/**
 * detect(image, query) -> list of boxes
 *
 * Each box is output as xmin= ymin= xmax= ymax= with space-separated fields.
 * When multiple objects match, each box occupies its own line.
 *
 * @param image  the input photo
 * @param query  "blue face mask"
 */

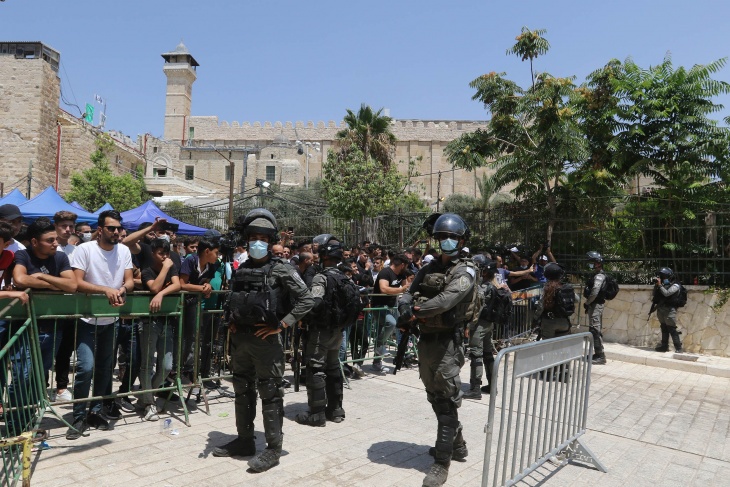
xmin=439 ymin=238 xmax=459 ymax=256
xmin=663 ymin=279 xmax=670 ymax=286
xmin=248 ymin=240 xmax=269 ymax=260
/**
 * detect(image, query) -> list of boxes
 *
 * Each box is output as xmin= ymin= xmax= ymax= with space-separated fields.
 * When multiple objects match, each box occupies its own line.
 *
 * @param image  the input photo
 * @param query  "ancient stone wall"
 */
xmin=596 ymin=285 xmax=730 ymax=358
xmin=0 ymin=55 xmax=59 ymax=192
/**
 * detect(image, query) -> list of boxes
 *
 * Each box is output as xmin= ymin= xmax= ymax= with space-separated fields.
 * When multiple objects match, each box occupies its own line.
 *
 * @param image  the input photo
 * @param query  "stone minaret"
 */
xmin=161 ymin=41 xmax=198 ymax=142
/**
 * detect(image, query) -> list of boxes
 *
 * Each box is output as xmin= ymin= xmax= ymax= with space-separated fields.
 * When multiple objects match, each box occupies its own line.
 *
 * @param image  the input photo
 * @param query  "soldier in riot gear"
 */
xmin=463 ymin=255 xmax=504 ymax=400
xmin=398 ymin=213 xmax=480 ymax=487
xmin=584 ymin=251 xmax=607 ymax=365
xmin=296 ymin=234 xmax=352 ymax=426
xmin=212 ymin=209 xmax=313 ymax=473
xmin=535 ymin=263 xmax=573 ymax=339
xmin=653 ymin=267 xmax=683 ymax=353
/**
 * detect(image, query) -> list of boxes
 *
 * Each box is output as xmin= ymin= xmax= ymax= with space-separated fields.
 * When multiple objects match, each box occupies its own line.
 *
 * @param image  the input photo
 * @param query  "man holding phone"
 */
xmin=68 ymin=210 xmax=134 ymax=439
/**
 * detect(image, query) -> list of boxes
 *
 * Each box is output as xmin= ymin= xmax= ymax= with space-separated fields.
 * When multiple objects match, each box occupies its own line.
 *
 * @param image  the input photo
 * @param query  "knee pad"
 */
xmin=431 ymin=398 xmax=457 ymax=417
xmin=257 ymin=378 xmax=284 ymax=403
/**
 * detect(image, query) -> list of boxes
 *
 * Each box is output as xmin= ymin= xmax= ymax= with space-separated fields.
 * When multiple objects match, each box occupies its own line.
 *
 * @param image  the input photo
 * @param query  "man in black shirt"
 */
xmin=13 ymin=218 xmax=78 ymax=387
xmin=371 ymin=254 xmax=409 ymax=372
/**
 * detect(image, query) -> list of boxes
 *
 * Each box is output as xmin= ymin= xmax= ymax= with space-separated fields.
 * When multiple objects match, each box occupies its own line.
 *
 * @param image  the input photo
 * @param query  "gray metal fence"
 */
xmin=482 ymin=333 xmax=606 ymax=487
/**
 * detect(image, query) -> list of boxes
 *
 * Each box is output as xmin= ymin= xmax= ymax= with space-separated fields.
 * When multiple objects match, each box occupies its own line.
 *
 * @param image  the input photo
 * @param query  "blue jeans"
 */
xmin=73 ymin=321 xmax=116 ymax=420
xmin=37 ymin=320 xmax=61 ymax=385
xmin=1 ymin=320 xmax=34 ymax=435
xmin=139 ymin=319 xmax=174 ymax=406
xmin=374 ymin=309 xmax=396 ymax=362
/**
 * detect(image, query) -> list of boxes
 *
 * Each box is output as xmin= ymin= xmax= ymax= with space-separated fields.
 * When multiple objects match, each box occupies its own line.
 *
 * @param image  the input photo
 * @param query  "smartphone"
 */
xmin=288 ymin=226 xmax=294 ymax=232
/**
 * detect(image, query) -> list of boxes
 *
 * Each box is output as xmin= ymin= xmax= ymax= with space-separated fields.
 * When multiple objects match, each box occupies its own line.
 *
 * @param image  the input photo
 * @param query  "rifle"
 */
xmin=647 ymin=302 xmax=657 ymax=322
xmin=393 ymin=307 xmax=419 ymax=375
xmin=293 ymin=323 xmax=303 ymax=392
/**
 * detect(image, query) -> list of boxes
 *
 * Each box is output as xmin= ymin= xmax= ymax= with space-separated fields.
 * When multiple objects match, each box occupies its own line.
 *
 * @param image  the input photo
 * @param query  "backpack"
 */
xmin=481 ymin=284 xmax=513 ymax=324
xmin=322 ymin=268 xmax=364 ymax=328
xmin=551 ymin=284 xmax=575 ymax=318
xmin=601 ymin=274 xmax=619 ymax=300
xmin=669 ymin=283 xmax=688 ymax=308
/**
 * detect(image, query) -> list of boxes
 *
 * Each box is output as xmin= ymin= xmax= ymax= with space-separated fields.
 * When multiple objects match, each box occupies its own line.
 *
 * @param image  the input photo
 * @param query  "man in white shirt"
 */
xmin=52 ymin=210 xmax=80 ymax=402
xmin=54 ymin=210 xmax=78 ymax=258
xmin=66 ymin=210 xmax=134 ymax=440
xmin=0 ymin=204 xmax=26 ymax=253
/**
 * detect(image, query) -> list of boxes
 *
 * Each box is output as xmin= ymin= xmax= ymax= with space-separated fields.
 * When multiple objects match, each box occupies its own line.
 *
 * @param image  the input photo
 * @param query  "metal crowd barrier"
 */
xmin=0 ymin=293 xmax=47 ymax=487
xmin=187 ymin=290 xmax=234 ymax=410
xmin=482 ymin=333 xmax=606 ymax=487
xmin=493 ymin=284 xmax=544 ymax=348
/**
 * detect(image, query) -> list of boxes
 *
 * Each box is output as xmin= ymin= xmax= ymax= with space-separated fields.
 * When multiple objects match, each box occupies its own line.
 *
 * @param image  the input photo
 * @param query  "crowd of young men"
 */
xmin=3 ymin=200 xmax=676 ymax=487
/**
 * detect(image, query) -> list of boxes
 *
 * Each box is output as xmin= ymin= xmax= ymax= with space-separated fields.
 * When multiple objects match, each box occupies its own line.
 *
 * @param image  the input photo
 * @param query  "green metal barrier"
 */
xmin=28 ymin=292 xmax=192 ymax=428
xmin=0 ymin=293 xmax=47 ymax=487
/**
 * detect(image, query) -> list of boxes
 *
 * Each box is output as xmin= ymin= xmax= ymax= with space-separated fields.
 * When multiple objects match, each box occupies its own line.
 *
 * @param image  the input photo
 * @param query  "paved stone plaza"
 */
xmin=30 ymin=343 xmax=730 ymax=487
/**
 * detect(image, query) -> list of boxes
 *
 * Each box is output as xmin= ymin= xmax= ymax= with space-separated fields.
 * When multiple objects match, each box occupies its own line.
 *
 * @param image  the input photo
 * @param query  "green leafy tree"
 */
xmin=446 ymin=28 xmax=586 ymax=241
xmin=65 ymin=134 xmax=148 ymax=212
xmin=506 ymin=26 xmax=550 ymax=88
xmin=322 ymin=146 xmax=409 ymax=240
xmin=610 ymin=56 xmax=730 ymax=207
xmin=336 ymin=104 xmax=397 ymax=170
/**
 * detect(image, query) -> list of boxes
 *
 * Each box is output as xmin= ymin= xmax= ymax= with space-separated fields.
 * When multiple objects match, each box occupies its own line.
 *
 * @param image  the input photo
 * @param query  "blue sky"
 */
xmin=3 ymin=0 xmax=729 ymax=138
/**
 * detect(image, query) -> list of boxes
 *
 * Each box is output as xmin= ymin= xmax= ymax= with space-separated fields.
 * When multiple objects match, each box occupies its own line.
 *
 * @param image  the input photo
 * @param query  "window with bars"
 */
xmin=185 ymin=166 xmax=194 ymax=180
xmin=266 ymin=166 xmax=275 ymax=181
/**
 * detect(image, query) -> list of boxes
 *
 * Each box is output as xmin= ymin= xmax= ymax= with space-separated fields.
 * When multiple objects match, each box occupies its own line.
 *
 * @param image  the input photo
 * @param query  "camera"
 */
xmin=217 ymin=230 xmax=242 ymax=261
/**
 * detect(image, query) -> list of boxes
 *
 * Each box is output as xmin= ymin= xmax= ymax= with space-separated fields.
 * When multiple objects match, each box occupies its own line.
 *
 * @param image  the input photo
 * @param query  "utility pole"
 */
xmin=27 ymin=160 xmax=33 ymax=198
xmin=227 ymin=156 xmax=235 ymax=229
xmin=436 ymin=171 xmax=442 ymax=212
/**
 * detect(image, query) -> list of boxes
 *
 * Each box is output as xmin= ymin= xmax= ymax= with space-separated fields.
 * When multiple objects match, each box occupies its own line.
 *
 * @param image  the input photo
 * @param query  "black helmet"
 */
xmin=658 ymin=267 xmax=674 ymax=279
xmin=472 ymin=254 xmax=497 ymax=274
xmin=544 ymin=262 xmax=565 ymax=280
xmin=431 ymin=213 xmax=470 ymax=240
xmin=586 ymin=251 xmax=603 ymax=263
xmin=314 ymin=233 xmax=343 ymax=260
xmin=313 ymin=233 xmax=335 ymax=247
xmin=237 ymin=208 xmax=278 ymax=238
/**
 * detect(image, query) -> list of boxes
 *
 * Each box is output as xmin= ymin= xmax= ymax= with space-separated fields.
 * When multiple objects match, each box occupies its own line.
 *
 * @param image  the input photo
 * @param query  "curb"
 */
xmin=604 ymin=343 xmax=730 ymax=378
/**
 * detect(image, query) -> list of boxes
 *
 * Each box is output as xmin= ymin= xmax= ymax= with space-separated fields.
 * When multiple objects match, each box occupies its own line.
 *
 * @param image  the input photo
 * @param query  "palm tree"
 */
xmin=336 ymin=104 xmax=397 ymax=170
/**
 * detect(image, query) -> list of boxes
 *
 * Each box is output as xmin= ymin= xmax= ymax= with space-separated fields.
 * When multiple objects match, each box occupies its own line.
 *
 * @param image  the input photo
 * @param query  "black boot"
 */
xmin=297 ymin=371 xmax=327 ymax=427
xmin=325 ymin=365 xmax=345 ymax=423
xmin=429 ymin=423 xmax=468 ymax=461
xmin=249 ymin=401 xmax=283 ymax=472
xmin=463 ymin=379 xmax=482 ymax=400
xmin=655 ymin=344 xmax=669 ymax=352
xmin=423 ymin=461 xmax=450 ymax=487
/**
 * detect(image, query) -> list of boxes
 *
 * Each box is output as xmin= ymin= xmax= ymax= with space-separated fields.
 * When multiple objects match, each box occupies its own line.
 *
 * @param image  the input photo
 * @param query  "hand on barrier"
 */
xmin=201 ymin=283 xmax=212 ymax=298
xmin=229 ymin=323 xmax=237 ymax=334
xmin=5 ymin=290 xmax=29 ymax=305
xmin=104 ymin=286 xmax=126 ymax=306
xmin=150 ymin=294 xmax=163 ymax=313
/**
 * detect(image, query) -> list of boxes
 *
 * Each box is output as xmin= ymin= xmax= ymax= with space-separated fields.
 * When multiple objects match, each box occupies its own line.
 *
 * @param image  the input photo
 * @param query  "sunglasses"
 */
xmin=104 ymin=226 xmax=124 ymax=233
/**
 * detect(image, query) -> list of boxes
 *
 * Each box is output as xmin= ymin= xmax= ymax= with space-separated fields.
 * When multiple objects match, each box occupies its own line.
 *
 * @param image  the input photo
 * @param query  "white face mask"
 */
xmin=82 ymin=232 xmax=92 ymax=242
xmin=158 ymin=234 xmax=170 ymax=242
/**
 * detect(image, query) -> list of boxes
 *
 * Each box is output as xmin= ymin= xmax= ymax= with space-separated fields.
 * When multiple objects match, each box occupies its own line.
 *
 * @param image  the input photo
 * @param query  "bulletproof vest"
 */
xmin=416 ymin=258 xmax=479 ymax=333
xmin=226 ymin=258 xmax=286 ymax=327
xmin=584 ymin=273 xmax=605 ymax=304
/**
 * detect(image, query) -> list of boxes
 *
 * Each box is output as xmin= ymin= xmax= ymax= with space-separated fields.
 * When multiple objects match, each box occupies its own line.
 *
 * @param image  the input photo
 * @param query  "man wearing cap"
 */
xmin=0 ymin=204 xmax=26 ymax=253
xmin=212 ymin=209 xmax=313 ymax=473
xmin=530 ymin=243 xmax=556 ymax=283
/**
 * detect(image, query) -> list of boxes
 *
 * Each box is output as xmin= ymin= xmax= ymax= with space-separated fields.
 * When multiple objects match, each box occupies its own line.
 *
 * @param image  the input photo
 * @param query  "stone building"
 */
xmin=144 ymin=42 xmax=491 ymax=205
xmin=0 ymin=42 xmax=144 ymax=199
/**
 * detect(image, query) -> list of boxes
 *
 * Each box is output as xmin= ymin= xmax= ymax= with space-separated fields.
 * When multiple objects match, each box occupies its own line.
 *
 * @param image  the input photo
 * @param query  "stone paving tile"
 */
xmin=24 ymin=345 xmax=730 ymax=486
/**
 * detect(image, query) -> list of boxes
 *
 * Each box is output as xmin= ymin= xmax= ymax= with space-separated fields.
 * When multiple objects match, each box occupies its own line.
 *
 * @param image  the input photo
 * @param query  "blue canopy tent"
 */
xmin=93 ymin=203 xmax=114 ymax=215
xmin=70 ymin=201 xmax=88 ymax=211
xmin=120 ymin=200 xmax=207 ymax=236
xmin=18 ymin=187 xmax=98 ymax=224
xmin=0 ymin=189 xmax=29 ymax=206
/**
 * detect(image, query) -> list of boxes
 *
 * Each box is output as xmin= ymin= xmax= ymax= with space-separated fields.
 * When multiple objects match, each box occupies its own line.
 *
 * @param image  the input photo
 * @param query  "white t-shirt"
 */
xmin=57 ymin=243 xmax=77 ymax=258
xmin=7 ymin=240 xmax=25 ymax=253
xmin=71 ymin=241 xmax=133 ymax=325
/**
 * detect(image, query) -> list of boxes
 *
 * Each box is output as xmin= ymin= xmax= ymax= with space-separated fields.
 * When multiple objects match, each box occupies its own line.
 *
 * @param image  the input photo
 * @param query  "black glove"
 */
xmin=397 ymin=305 xmax=414 ymax=330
